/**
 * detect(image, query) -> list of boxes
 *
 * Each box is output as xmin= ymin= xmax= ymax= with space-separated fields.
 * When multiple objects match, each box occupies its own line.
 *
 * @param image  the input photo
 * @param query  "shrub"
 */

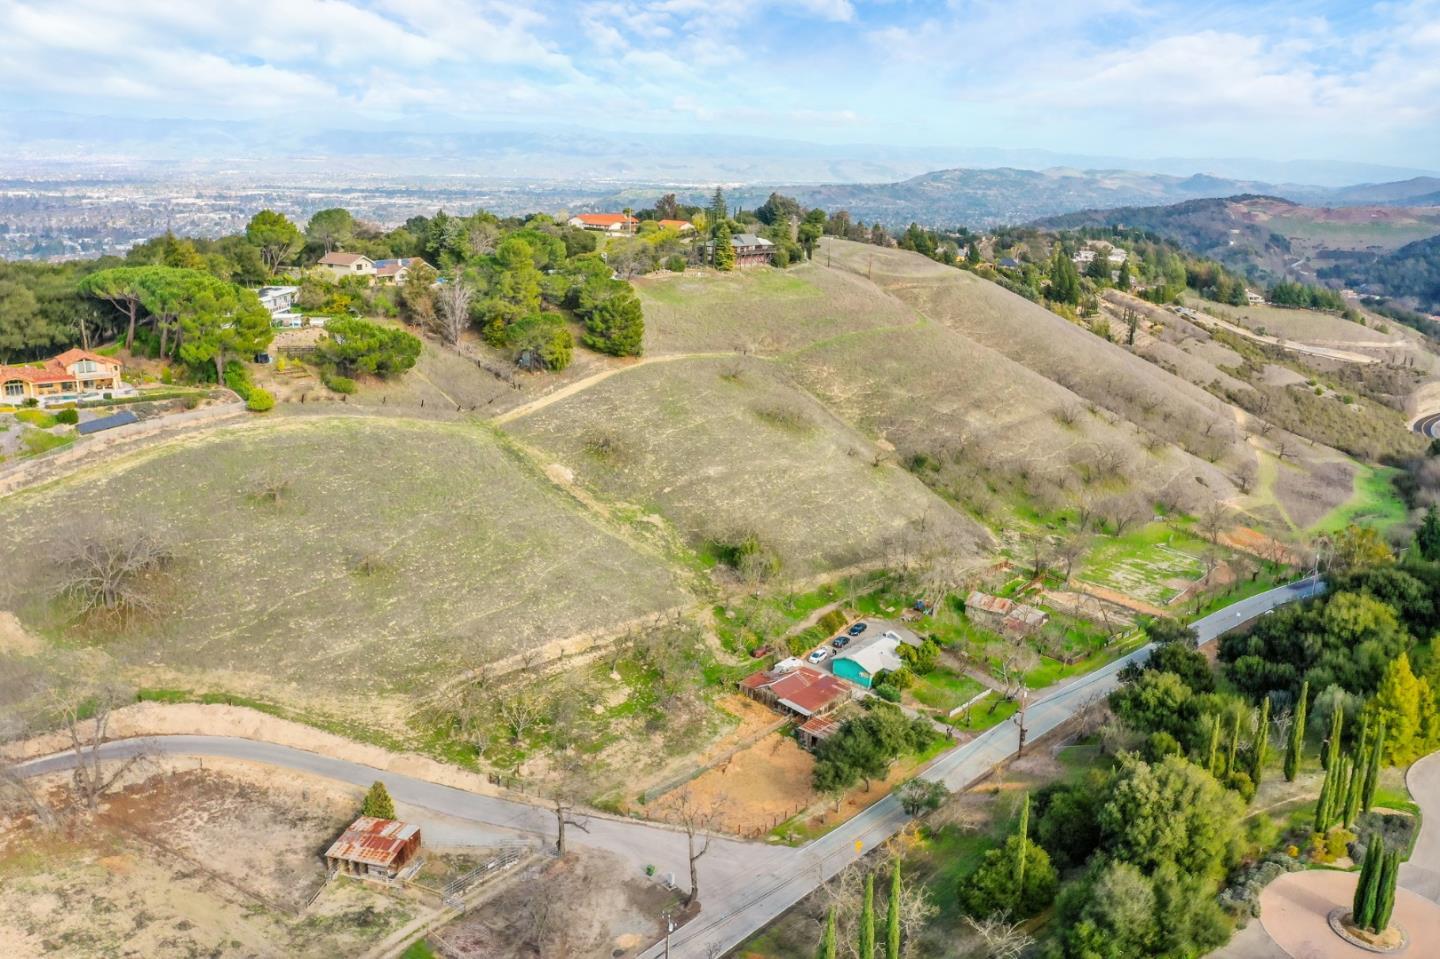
xmin=54 ymin=408 xmax=79 ymax=425
xmin=958 ymin=834 xmax=1058 ymax=919
xmin=246 ymin=388 xmax=275 ymax=412
xmin=507 ymin=313 xmax=574 ymax=371
xmin=665 ymin=254 xmax=686 ymax=272
xmin=181 ymin=394 xmax=200 ymax=410
xmin=873 ymin=683 xmax=901 ymax=703
xmin=323 ymin=373 xmax=357 ymax=394
xmin=223 ymin=361 xmax=254 ymax=400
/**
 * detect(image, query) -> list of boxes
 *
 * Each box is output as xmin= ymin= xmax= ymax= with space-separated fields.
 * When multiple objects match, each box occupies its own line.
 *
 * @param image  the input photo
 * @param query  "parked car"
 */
xmin=832 ymin=635 xmax=851 ymax=649
xmin=847 ymin=623 xmax=868 ymax=637
xmin=750 ymin=644 xmax=772 ymax=659
xmin=807 ymin=647 xmax=832 ymax=664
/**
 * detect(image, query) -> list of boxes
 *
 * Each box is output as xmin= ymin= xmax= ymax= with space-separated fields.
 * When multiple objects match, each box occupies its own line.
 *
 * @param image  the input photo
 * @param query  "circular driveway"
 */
xmin=1258 ymin=870 xmax=1440 ymax=958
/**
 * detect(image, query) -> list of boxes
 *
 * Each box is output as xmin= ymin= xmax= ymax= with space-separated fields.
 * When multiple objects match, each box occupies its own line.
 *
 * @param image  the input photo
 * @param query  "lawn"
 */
xmin=910 ymin=669 xmax=985 ymax=714
xmin=1308 ymin=463 xmax=1407 ymax=535
xmin=0 ymin=416 xmax=692 ymax=723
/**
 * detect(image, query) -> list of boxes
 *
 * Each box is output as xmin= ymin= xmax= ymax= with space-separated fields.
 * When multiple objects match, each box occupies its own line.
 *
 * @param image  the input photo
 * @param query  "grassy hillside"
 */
xmin=503 ymin=356 xmax=992 ymax=578
xmin=0 ymin=417 xmax=690 ymax=714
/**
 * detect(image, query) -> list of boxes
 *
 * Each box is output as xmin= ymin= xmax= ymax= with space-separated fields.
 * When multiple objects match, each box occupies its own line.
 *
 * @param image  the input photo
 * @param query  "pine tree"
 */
xmin=886 ymin=862 xmax=901 ymax=959
xmin=1285 ymin=679 xmax=1308 ymax=781
xmin=361 ymin=780 xmax=396 ymax=820
xmin=713 ymin=223 xmax=737 ymax=272
xmin=860 ymin=874 xmax=875 ymax=959
xmin=709 ymin=188 xmax=727 ymax=236
xmin=1368 ymin=653 xmax=1435 ymax=765
xmin=1362 ymin=722 xmax=1386 ymax=813
xmin=817 ymin=905 xmax=836 ymax=959
xmin=1250 ymin=698 xmax=1271 ymax=786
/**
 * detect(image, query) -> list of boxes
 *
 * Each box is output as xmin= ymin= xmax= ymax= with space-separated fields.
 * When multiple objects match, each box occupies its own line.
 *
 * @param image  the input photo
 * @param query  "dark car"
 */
xmin=847 ymin=623 xmax=868 ymax=637
xmin=832 ymin=635 xmax=851 ymax=649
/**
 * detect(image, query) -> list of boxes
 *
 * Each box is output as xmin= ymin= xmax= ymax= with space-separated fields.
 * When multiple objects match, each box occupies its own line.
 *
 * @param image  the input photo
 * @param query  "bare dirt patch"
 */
xmin=429 ymin=847 xmax=681 ymax=959
xmin=650 ymin=731 xmax=816 ymax=837
xmin=0 ymin=762 xmax=418 ymax=958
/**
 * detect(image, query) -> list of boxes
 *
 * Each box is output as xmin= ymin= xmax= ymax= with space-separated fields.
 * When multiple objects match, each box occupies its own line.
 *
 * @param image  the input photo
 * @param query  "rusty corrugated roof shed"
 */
xmin=324 ymin=817 xmax=420 ymax=867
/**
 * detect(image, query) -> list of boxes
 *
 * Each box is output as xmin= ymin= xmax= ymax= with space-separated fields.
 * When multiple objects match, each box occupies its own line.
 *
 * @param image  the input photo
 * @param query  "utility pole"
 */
xmin=1013 ymin=686 xmax=1030 ymax=756
xmin=663 ymin=912 xmax=675 ymax=958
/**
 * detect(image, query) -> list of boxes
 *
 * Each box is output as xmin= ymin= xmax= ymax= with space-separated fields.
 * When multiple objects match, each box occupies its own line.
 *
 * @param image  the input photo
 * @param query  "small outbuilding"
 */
xmin=966 ymin=590 xmax=1049 ymax=635
xmin=739 ymin=662 xmax=852 ymax=720
xmin=324 ymin=816 xmax=422 ymax=880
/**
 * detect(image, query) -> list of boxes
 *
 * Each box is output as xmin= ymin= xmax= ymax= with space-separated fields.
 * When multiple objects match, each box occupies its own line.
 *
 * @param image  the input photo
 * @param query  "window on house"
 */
xmin=4 ymin=382 xmax=24 ymax=398
xmin=74 ymin=360 xmax=98 ymax=374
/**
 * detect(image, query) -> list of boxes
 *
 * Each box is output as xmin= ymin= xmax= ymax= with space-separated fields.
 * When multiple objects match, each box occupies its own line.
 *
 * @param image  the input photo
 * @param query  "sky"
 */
xmin=2 ymin=0 xmax=1438 ymax=169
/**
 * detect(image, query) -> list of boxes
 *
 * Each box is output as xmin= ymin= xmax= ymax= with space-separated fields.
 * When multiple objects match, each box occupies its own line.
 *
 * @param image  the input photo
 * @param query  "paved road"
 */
xmin=1401 ymin=748 xmax=1440 ymax=901
xmin=18 ymin=576 xmax=1323 ymax=959
xmin=1412 ymin=411 xmax=1440 ymax=439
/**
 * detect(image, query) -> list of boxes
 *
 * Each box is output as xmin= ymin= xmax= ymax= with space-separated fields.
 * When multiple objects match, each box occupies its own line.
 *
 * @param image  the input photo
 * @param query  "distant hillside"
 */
xmin=1327 ymin=176 xmax=1440 ymax=205
xmin=1320 ymin=234 xmax=1440 ymax=313
xmin=1037 ymin=195 xmax=1440 ymax=286
xmin=698 ymin=167 xmax=1301 ymax=229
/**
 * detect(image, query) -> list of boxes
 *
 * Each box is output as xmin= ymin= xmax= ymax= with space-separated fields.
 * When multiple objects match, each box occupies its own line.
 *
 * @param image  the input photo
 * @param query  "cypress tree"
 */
xmin=1251 ymin=698 xmax=1271 ymax=786
xmin=1315 ymin=755 xmax=1337 ymax=833
xmin=1357 ymin=837 xmax=1384 ymax=930
xmin=1375 ymin=848 xmax=1400 ymax=932
xmin=886 ymin=862 xmax=901 ymax=959
xmin=1015 ymin=793 xmax=1030 ymax=891
xmin=1284 ymin=679 xmax=1308 ymax=781
xmin=817 ymin=905 xmax=836 ymax=959
xmin=1206 ymin=717 xmax=1222 ymax=778
xmin=1225 ymin=709 xmax=1242 ymax=779
xmin=1343 ymin=751 xmax=1365 ymax=827
xmin=1352 ymin=834 xmax=1376 ymax=926
xmin=1362 ymin=722 xmax=1386 ymax=813
xmin=860 ymin=874 xmax=875 ymax=959
xmin=1325 ymin=705 xmax=1344 ymax=773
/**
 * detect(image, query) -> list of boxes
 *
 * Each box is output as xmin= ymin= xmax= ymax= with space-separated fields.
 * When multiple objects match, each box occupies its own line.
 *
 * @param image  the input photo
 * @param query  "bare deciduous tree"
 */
xmin=432 ymin=269 xmax=473 ymax=347
xmin=496 ymin=683 xmax=546 ymax=765
xmin=550 ymin=758 xmax=592 ymax=857
xmin=964 ymin=915 xmax=1035 ymax=959
xmin=55 ymin=683 xmax=145 ymax=813
xmin=56 ymin=528 xmax=171 ymax=620
xmin=670 ymin=785 xmax=723 ymax=906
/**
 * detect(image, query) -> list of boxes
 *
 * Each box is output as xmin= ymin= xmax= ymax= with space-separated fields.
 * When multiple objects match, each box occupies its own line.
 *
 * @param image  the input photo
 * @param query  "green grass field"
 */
xmin=1077 ymin=521 xmax=1212 ymax=605
xmin=0 ymin=416 xmax=690 ymax=715
xmin=1308 ymin=463 xmax=1408 ymax=534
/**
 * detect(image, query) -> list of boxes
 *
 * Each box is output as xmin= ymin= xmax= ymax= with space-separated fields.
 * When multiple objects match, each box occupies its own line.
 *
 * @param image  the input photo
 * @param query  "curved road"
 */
xmin=1401 ymin=749 xmax=1440 ymax=901
xmin=18 ymin=576 xmax=1323 ymax=959
xmin=1413 ymin=411 xmax=1440 ymax=440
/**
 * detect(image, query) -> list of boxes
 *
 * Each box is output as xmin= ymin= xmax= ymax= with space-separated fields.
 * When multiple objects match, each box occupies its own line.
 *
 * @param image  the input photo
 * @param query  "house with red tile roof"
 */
xmin=567 ymin=213 xmax=639 ymax=233
xmin=1 ymin=348 xmax=125 ymax=406
xmin=655 ymin=218 xmax=696 ymax=233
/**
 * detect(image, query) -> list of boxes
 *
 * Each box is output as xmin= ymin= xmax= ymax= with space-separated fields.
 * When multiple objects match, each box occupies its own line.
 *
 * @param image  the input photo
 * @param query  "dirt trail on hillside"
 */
xmin=491 ymin=351 xmax=735 ymax=425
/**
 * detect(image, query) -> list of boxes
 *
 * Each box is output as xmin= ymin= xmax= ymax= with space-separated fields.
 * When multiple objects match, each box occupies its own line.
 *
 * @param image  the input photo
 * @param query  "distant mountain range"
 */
xmin=1 ymin=109 xmax=1435 ymax=190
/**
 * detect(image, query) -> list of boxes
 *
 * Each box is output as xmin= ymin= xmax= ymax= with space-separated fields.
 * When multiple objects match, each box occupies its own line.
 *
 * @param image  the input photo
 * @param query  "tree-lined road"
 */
xmin=18 ymin=576 xmax=1322 ymax=959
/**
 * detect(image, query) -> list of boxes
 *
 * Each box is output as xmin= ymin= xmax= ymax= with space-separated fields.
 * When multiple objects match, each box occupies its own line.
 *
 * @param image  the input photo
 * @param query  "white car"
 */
xmin=807 ymin=647 xmax=832 ymax=665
